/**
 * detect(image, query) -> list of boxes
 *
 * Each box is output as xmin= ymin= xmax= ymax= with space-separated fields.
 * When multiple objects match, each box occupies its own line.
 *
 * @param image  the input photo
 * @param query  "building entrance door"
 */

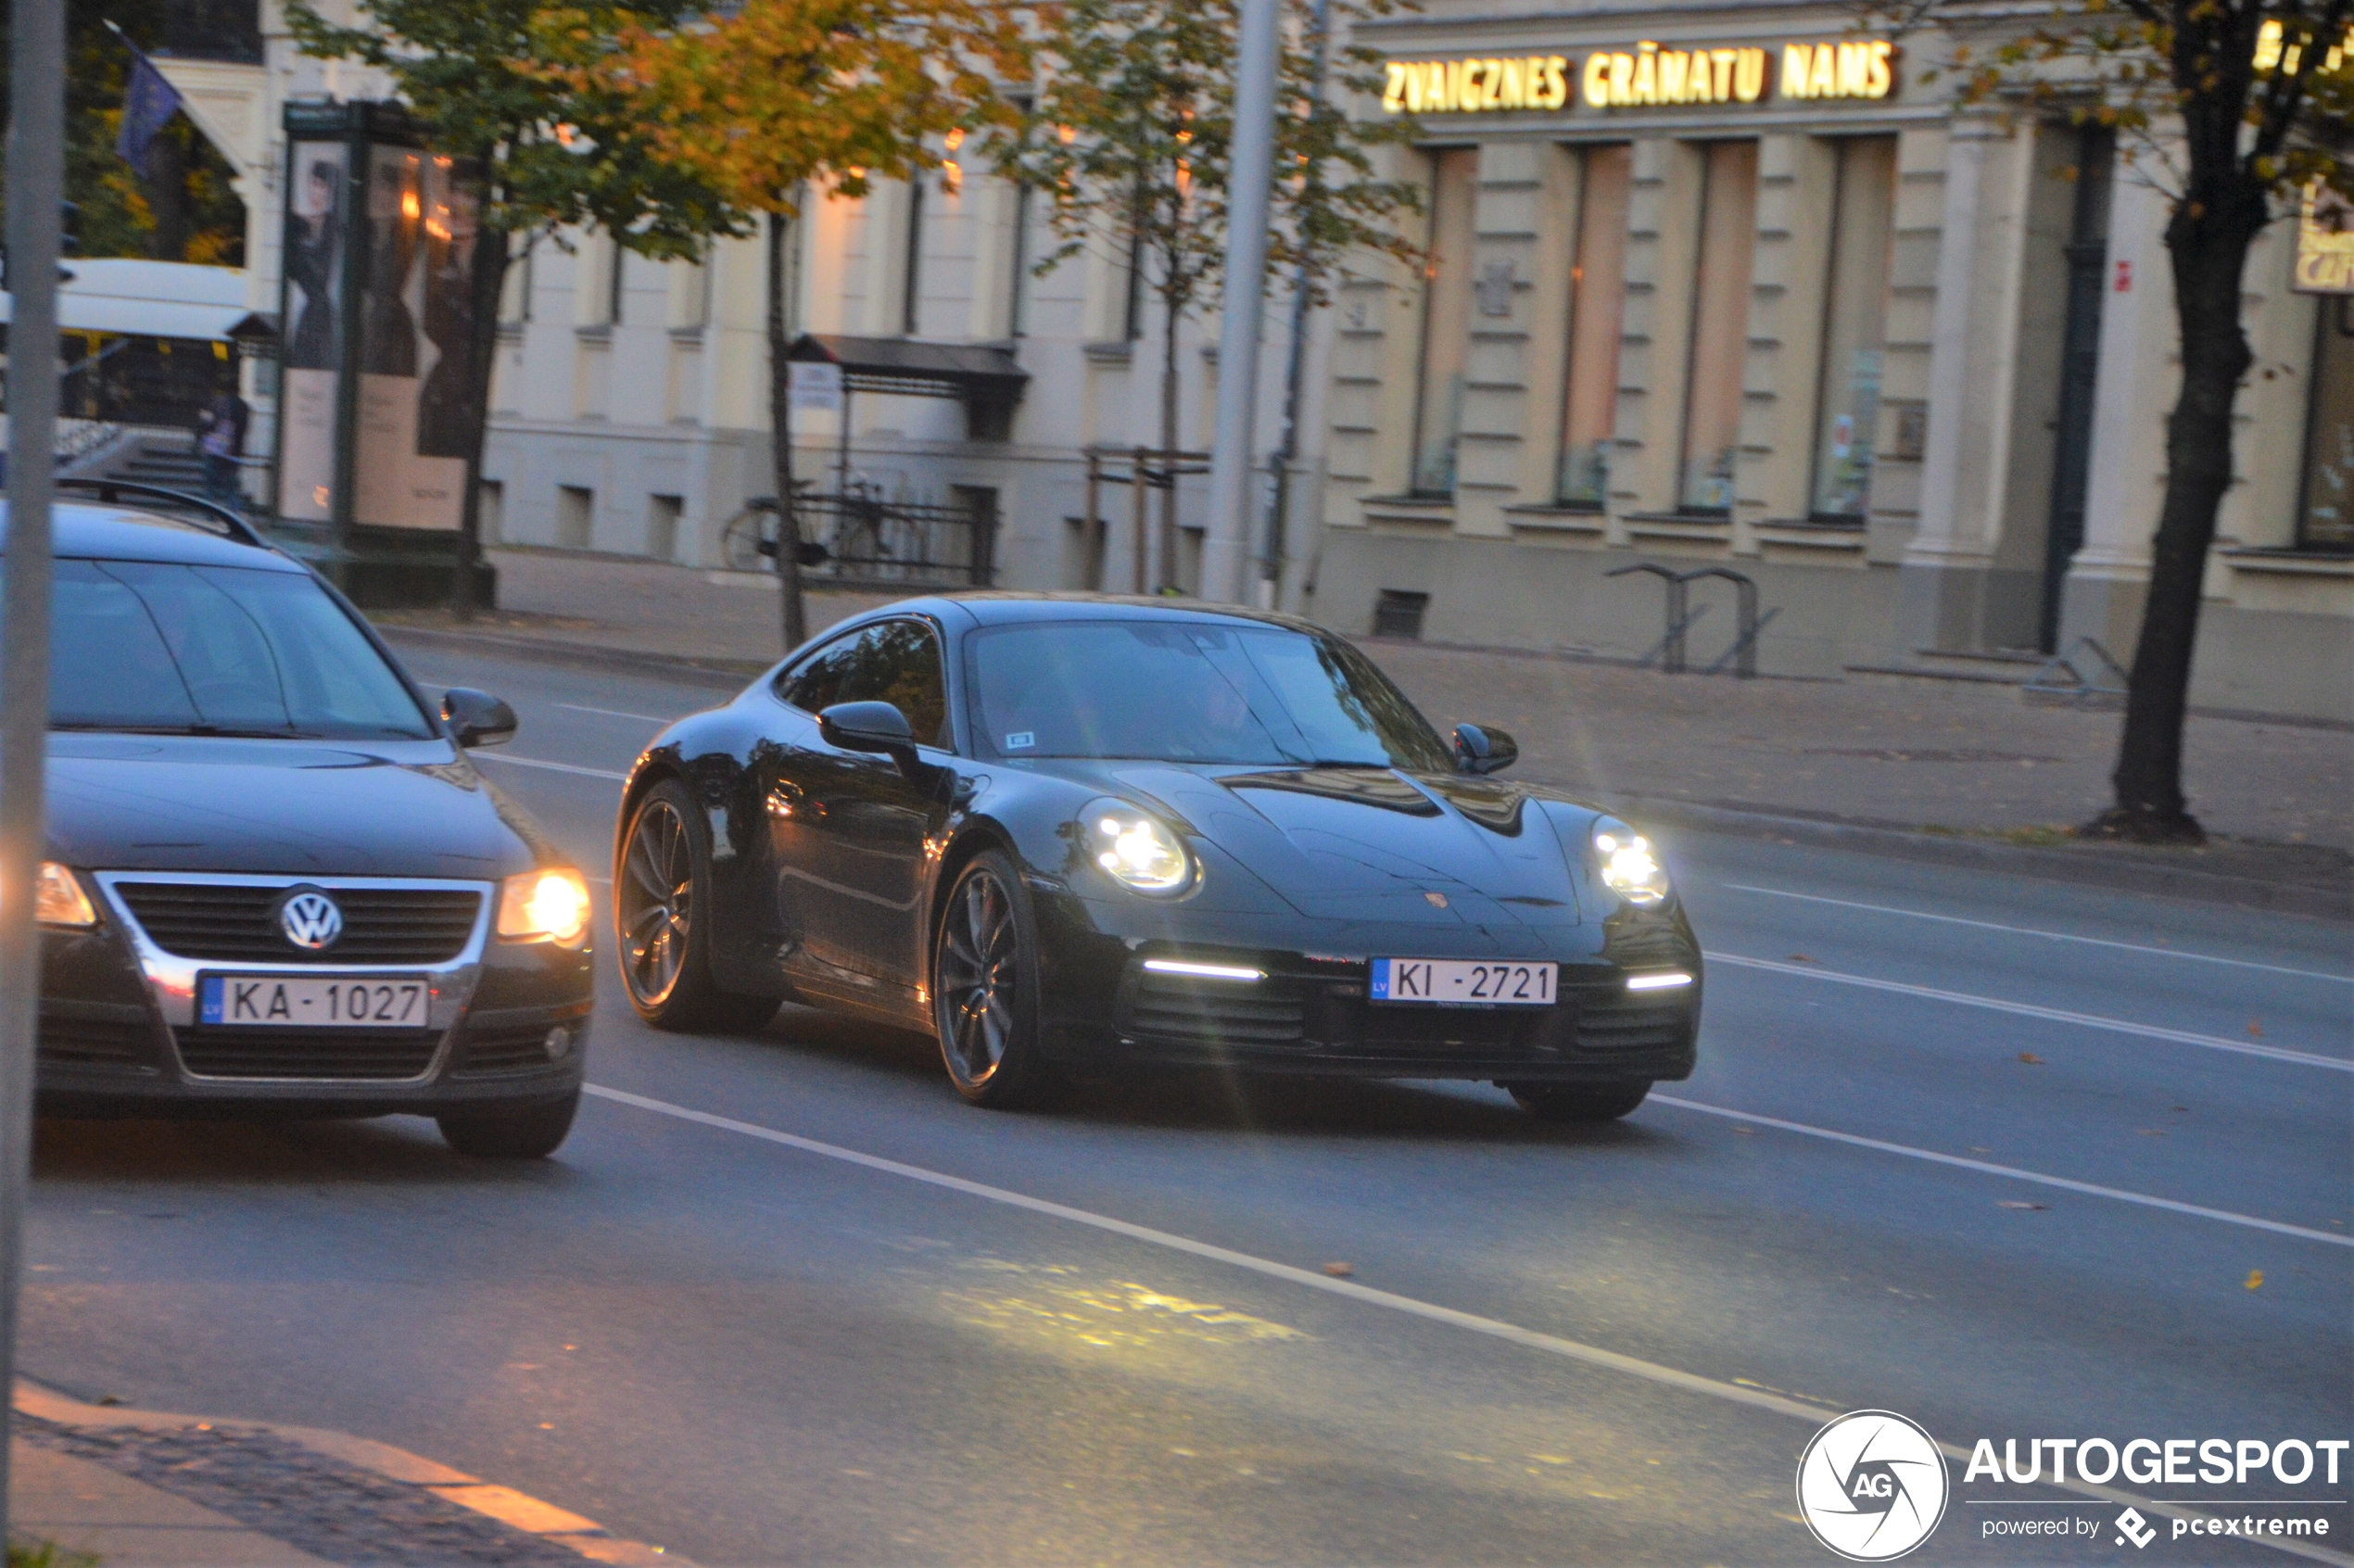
xmin=2039 ymin=130 xmax=2115 ymax=652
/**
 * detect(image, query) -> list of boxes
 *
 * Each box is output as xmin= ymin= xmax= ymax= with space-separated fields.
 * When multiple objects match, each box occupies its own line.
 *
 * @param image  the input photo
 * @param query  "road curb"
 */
xmin=377 ymin=623 xmax=766 ymax=692
xmin=1614 ymin=795 xmax=2352 ymax=922
xmin=13 ymin=1380 xmax=697 ymax=1566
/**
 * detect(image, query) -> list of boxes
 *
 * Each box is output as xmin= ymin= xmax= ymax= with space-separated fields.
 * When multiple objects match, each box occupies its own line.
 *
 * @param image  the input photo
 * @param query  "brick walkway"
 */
xmin=377 ymin=547 xmax=2351 ymax=854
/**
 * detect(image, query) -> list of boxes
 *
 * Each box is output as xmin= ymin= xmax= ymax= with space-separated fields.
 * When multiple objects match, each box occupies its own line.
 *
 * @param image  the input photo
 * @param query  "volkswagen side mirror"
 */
xmin=443 ymin=688 xmax=517 ymax=749
xmin=1452 ymin=723 xmax=1517 ymax=776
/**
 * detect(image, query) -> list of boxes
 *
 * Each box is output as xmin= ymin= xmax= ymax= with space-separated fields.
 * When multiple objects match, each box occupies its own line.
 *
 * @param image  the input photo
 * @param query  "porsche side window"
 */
xmin=778 ymin=620 xmax=951 ymax=749
xmin=831 ymin=620 xmax=951 ymax=749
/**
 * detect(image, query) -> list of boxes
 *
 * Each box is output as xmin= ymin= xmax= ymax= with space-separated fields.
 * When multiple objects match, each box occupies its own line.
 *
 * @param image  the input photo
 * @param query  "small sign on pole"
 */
xmin=2293 ymin=181 xmax=2354 ymax=296
xmin=790 ymin=360 xmax=843 ymax=414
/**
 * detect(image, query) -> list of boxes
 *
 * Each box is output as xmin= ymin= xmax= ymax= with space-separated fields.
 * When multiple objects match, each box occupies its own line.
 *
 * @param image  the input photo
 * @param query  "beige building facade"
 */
xmin=1308 ymin=0 xmax=2353 ymax=721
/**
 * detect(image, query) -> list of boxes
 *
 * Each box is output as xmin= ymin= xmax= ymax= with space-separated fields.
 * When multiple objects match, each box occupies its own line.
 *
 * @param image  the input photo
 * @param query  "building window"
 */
xmin=1009 ymin=182 xmax=1034 ymax=338
xmin=1811 ymin=136 xmax=1899 ymax=519
xmin=2300 ymin=299 xmax=2354 ymax=551
xmin=1678 ymin=140 xmax=1759 ymax=512
xmin=607 ymin=242 xmax=626 ymax=326
xmin=902 ymin=177 xmax=926 ymax=336
xmin=1557 ymin=143 xmax=1632 ymax=508
xmin=1122 ymin=198 xmax=1146 ymax=341
xmin=1412 ymin=146 xmax=1479 ymax=497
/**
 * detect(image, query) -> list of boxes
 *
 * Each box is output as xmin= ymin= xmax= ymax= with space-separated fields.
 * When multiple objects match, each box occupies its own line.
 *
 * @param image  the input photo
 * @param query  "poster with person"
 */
xmin=278 ymin=141 xmax=348 ymax=524
xmin=352 ymin=146 xmax=475 ymax=530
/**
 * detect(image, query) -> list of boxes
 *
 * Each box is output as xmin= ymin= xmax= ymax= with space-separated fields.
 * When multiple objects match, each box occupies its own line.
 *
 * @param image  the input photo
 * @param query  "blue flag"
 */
xmin=116 ymin=48 xmax=184 ymax=176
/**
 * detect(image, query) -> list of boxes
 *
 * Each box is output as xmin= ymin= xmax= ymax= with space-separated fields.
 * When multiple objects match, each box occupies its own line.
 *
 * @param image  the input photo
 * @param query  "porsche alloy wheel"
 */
xmin=616 ymin=781 xmax=777 ymax=1032
xmin=933 ymin=853 xmax=1054 ymax=1107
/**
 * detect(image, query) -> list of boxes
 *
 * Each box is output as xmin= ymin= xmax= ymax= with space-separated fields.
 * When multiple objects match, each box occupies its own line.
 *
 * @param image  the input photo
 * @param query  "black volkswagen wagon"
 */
xmin=10 ymin=487 xmax=590 ymax=1157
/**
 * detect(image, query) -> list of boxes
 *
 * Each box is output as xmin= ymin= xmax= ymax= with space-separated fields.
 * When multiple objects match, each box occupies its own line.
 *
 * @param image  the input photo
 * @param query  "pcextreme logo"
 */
xmin=1796 ymin=1410 xmax=1952 ymax=1562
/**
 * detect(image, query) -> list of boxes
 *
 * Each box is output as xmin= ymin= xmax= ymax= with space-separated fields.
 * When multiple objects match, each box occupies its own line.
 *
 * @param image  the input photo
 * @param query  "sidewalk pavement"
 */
xmin=9 ymin=1381 xmax=688 ymax=1566
xmin=374 ymin=548 xmax=2351 ymax=913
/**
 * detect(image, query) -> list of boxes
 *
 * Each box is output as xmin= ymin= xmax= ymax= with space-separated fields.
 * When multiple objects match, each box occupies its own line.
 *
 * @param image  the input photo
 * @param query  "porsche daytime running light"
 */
xmin=34 ymin=863 xmax=96 ymax=929
xmin=1083 ymin=803 xmax=1193 ymax=894
xmin=499 ymin=867 xmax=593 ymax=947
xmin=1592 ymin=819 xmax=1671 ymax=905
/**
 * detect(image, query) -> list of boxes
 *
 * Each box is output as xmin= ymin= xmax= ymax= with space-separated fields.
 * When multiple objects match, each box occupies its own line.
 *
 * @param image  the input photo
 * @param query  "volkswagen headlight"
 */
xmin=1082 ymin=802 xmax=1194 ymax=895
xmin=1591 ymin=818 xmax=1671 ymax=905
xmin=35 ymin=863 xmax=96 ymax=929
xmin=499 ymin=867 xmax=592 ymax=947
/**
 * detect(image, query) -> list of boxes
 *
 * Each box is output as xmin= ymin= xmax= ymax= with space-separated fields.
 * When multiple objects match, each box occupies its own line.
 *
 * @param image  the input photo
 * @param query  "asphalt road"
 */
xmin=21 ymin=642 xmax=2353 ymax=1566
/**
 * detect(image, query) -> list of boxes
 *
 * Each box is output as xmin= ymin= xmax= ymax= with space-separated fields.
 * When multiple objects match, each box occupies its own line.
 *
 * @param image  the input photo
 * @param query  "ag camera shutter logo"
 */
xmin=1796 ymin=1410 xmax=1951 ymax=1561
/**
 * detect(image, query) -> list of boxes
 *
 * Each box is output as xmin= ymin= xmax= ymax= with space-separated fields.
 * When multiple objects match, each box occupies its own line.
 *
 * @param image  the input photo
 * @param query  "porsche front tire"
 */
xmin=933 ymin=851 xmax=1057 ymax=1109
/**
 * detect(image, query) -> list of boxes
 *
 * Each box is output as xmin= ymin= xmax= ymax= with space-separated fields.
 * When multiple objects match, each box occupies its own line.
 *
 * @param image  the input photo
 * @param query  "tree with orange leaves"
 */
xmin=550 ymin=0 xmax=1029 ymax=644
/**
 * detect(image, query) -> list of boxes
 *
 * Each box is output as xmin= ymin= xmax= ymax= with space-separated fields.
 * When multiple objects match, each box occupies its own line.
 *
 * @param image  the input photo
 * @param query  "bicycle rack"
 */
xmin=2023 ymin=636 xmax=2131 ymax=704
xmin=1609 ymin=563 xmax=1778 ymax=678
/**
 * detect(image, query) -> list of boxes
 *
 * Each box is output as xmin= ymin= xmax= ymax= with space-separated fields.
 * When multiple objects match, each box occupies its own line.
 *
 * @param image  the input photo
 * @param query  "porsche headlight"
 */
xmin=1082 ymin=802 xmax=1194 ymax=895
xmin=35 ymin=863 xmax=97 ymax=929
xmin=499 ymin=867 xmax=592 ymax=947
xmin=1591 ymin=818 xmax=1671 ymax=905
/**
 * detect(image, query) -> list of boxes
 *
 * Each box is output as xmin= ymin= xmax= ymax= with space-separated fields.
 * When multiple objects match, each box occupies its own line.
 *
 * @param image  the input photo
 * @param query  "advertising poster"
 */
xmin=353 ymin=146 xmax=476 ymax=530
xmin=278 ymin=140 xmax=347 ymax=523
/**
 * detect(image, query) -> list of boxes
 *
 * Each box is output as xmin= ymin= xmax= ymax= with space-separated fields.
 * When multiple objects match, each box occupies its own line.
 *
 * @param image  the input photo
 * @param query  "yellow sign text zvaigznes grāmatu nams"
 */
xmin=1381 ymin=38 xmax=1897 ymax=115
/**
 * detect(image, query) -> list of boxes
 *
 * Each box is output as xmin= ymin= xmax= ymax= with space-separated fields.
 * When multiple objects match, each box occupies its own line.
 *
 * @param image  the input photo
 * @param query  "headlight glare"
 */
xmin=35 ymin=863 xmax=96 ymax=928
xmin=1592 ymin=819 xmax=1671 ymax=905
xmin=499 ymin=867 xmax=592 ymax=947
xmin=1082 ymin=801 xmax=1193 ymax=894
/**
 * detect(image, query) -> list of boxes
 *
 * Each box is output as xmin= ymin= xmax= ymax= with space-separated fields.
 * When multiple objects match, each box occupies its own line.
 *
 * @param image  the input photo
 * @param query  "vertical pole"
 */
xmin=1131 ymin=446 xmax=1149 ymax=596
xmin=1199 ymin=0 xmax=1283 ymax=604
xmin=330 ymin=117 xmax=367 ymax=590
xmin=1082 ymin=450 xmax=1102 ymax=591
xmin=1 ymin=0 xmax=68 ymax=1536
xmin=1261 ymin=0 xmax=1332 ymax=611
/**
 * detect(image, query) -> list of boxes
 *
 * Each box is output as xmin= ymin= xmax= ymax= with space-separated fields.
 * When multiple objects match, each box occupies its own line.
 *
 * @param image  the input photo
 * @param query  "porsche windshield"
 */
xmin=968 ymin=621 xmax=1453 ymax=769
xmin=32 ymin=559 xmax=435 ymax=739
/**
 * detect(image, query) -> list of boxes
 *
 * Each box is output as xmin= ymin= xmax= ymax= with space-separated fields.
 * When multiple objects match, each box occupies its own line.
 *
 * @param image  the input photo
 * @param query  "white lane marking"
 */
xmin=1649 ymin=1096 xmax=2353 ymax=1247
xmin=1703 ymin=951 xmax=2350 ymax=1072
xmin=474 ymin=753 xmax=629 ymax=782
xmin=558 ymin=702 xmax=677 ymax=725
xmin=1723 ymin=885 xmax=2353 ymax=984
xmin=585 ymin=1082 xmax=2353 ymax=1566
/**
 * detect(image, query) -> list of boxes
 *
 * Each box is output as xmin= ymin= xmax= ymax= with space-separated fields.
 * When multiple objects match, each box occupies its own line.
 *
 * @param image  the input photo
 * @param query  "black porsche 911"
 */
xmin=14 ymin=484 xmax=592 ymax=1157
xmin=614 ymin=594 xmax=1701 ymax=1119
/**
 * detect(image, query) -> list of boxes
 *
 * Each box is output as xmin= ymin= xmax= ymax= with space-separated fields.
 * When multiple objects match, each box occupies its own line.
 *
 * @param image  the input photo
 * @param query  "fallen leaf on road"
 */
xmin=2245 ymin=1270 xmax=2264 ymax=1290
xmin=1997 ymin=1201 xmax=2048 ymax=1211
xmin=1968 ymin=1146 xmax=1991 ymax=1153
xmin=1323 ymin=1261 xmax=1355 ymax=1278
xmin=1732 ymin=1126 xmax=1757 ymax=1136
xmin=1787 ymin=954 xmax=1816 ymax=964
xmin=2246 ymin=1020 xmax=2264 ymax=1037
xmin=2018 ymin=1053 xmax=2044 ymax=1065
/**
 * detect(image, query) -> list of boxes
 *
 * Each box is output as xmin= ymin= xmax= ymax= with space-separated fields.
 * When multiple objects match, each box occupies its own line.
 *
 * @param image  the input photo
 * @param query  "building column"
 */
xmin=2057 ymin=168 xmax=2171 ymax=655
xmin=1897 ymin=114 xmax=2031 ymax=651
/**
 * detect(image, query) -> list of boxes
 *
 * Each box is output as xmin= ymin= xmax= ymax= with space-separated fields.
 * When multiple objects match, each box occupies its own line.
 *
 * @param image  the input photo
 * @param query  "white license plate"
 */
xmin=198 ymin=975 xmax=429 ymax=1029
xmin=1369 ymin=958 xmax=1556 ymax=1006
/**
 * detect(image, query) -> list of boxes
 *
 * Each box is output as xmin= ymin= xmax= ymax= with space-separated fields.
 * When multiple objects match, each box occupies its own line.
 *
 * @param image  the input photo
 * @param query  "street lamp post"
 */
xmin=1200 ymin=0 xmax=1282 ymax=605
xmin=1 ymin=0 xmax=68 ymax=1536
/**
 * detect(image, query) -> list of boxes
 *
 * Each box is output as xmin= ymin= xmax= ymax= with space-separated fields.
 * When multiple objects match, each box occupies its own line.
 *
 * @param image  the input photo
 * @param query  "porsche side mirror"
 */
xmin=443 ymin=688 xmax=517 ymax=749
xmin=818 ymin=701 xmax=916 ymax=755
xmin=1452 ymin=723 xmax=1517 ymax=776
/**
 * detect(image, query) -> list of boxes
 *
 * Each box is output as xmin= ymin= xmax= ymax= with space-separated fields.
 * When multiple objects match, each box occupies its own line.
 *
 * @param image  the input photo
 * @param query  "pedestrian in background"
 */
xmin=196 ymin=384 xmax=249 ymax=511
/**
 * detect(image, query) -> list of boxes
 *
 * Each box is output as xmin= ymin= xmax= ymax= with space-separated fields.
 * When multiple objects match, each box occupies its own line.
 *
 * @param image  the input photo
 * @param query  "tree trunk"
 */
xmin=2092 ymin=193 xmax=2265 ymax=844
xmin=1158 ymin=272 xmax=1182 ymax=594
xmin=767 ymin=209 xmax=806 ymax=651
xmin=451 ymin=221 xmax=509 ymax=619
